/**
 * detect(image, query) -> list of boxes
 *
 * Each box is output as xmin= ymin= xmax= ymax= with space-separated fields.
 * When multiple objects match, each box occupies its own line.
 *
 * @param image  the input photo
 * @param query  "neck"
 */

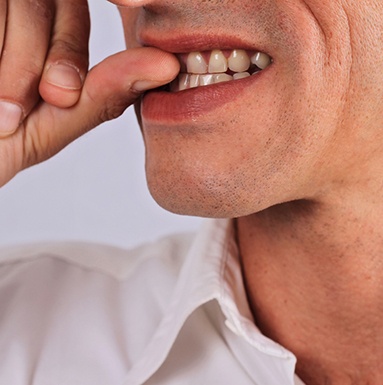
xmin=237 ymin=196 xmax=383 ymax=385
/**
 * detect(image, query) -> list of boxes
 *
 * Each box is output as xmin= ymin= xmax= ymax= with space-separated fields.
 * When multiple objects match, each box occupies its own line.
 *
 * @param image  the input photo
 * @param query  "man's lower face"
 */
xmin=118 ymin=1 xmax=368 ymax=217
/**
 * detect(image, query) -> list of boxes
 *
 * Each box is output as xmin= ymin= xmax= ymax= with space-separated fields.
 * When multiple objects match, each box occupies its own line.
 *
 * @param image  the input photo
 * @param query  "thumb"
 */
xmin=78 ymin=47 xmax=180 ymax=129
xmin=23 ymin=47 xmax=180 ymax=166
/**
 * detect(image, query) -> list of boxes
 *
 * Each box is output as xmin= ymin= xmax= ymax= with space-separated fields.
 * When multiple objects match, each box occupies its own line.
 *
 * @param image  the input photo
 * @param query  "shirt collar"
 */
xmin=124 ymin=218 xmax=299 ymax=385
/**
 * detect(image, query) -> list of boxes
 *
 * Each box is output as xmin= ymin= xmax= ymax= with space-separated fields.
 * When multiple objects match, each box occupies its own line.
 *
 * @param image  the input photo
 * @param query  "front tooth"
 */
xmin=199 ymin=74 xmax=214 ymax=86
xmin=187 ymin=52 xmax=208 ymax=74
xmin=233 ymin=72 xmax=250 ymax=80
xmin=228 ymin=50 xmax=250 ymax=73
xmin=213 ymin=73 xmax=233 ymax=84
xmin=190 ymin=74 xmax=200 ymax=88
xmin=208 ymin=50 xmax=228 ymax=73
xmin=251 ymin=52 xmax=271 ymax=70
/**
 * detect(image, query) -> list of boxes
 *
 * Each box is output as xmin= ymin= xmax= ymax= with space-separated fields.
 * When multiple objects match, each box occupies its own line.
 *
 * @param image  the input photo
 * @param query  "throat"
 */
xmin=236 ymin=201 xmax=383 ymax=385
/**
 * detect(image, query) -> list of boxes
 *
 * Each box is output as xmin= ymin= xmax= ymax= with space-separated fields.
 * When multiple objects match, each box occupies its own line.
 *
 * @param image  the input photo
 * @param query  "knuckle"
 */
xmin=29 ymin=0 xmax=54 ymax=23
xmin=21 ymin=128 xmax=39 ymax=169
xmin=20 ymin=65 xmax=43 ymax=82
xmin=99 ymin=101 xmax=127 ymax=123
xmin=52 ymin=33 xmax=89 ymax=62
xmin=85 ymin=87 xmax=127 ymax=123
xmin=21 ymin=108 xmax=58 ymax=169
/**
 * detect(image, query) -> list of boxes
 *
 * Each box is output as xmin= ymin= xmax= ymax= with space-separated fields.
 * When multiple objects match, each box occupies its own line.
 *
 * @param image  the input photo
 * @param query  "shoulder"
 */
xmin=0 ymin=234 xmax=196 ymax=385
xmin=0 ymin=234 xmax=196 ymax=324
xmin=0 ymin=233 xmax=194 ymax=280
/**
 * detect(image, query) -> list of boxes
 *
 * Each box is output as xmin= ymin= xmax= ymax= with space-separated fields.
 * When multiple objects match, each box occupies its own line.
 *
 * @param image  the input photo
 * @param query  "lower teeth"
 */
xmin=170 ymin=66 xmax=263 ymax=92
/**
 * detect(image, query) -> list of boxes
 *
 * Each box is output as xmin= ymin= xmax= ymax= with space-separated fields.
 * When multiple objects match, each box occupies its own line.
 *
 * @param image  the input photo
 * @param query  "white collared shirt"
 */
xmin=0 ymin=219 xmax=305 ymax=384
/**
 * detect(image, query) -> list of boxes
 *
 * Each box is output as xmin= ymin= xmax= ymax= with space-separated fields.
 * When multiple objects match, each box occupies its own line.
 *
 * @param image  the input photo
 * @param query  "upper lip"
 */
xmin=138 ymin=32 xmax=269 ymax=55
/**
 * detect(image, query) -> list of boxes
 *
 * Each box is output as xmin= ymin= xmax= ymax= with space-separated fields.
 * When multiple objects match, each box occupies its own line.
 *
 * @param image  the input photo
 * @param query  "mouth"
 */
xmin=140 ymin=39 xmax=274 ymax=122
xmin=168 ymin=49 xmax=272 ymax=92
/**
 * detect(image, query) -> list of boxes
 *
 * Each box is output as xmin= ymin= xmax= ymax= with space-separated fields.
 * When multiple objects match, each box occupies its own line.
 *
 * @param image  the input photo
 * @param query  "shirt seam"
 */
xmin=0 ymin=254 xmax=128 ymax=282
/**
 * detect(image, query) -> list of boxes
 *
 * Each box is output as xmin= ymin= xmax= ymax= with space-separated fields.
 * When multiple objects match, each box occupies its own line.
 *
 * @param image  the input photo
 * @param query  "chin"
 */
xmin=146 ymin=171 xmax=277 ymax=219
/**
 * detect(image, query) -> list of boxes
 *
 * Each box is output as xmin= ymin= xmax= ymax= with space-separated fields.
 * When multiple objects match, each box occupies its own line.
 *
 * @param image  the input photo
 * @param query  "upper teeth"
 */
xmin=172 ymin=49 xmax=272 ymax=92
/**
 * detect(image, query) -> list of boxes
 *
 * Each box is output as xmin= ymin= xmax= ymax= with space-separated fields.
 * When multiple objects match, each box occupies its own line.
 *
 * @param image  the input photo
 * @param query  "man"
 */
xmin=0 ymin=0 xmax=382 ymax=384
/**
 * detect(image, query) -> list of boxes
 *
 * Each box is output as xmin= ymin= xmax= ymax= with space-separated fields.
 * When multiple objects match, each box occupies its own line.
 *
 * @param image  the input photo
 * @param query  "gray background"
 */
xmin=0 ymin=0 xmax=202 ymax=248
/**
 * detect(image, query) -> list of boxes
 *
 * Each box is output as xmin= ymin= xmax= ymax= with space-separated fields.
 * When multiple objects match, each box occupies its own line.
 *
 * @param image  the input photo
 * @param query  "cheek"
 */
xmin=142 ymin=84 xmax=323 ymax=218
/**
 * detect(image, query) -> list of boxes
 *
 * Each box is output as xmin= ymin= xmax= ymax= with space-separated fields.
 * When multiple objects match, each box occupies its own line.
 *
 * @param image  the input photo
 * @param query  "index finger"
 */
xmin=39 ymin=0 xmax=90 ymax=109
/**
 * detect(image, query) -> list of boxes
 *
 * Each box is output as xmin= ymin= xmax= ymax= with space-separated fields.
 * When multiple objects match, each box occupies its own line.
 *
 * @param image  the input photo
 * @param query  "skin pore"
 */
xmin=116 ymin=1 xmax=383 ymax=383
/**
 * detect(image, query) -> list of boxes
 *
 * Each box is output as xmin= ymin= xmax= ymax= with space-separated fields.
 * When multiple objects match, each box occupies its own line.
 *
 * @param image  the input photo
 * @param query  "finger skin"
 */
xmin=0 ymin=0 xmax=6 ymax=55
xmin=0 ymin=0 xmax=53 ymax=118
xmin=39 ymin=0 xmax=90 ymax=108
xmin=0 ymin=48 xmax=180 ymax=186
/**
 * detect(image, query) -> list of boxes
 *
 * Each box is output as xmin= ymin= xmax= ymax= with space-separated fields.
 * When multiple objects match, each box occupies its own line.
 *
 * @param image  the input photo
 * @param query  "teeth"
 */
xmin=177 ymin=49 xmax=272 ymax=92
xmin=251 ymin=52 xmax=271 ymax=70
xmin=233 ymin=72 xmax=251 ymax=80
xmin=178 ymin=73 xmax=190 ymax=91
xmin=199 ymin=74 xmax=214 ymax=86
xmin=190 ymin=74 xmax=200 ymax=88
xmin=208 ymin=50 xmax=228 ymax=73
xmin=186 ymin=49 xmax=271 ymax=75
xmin=187 ymin=52 xmax=208 ymax=74
xmin=228 ymin=49 xmax=250 ymax=73
xmin=213 ymin=73 xmax=233 ymax=83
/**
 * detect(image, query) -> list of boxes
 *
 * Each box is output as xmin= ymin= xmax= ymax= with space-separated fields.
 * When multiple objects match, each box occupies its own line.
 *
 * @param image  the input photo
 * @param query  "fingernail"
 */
xmin=133 ymin=80 xmax=162 ymax=92
xmin=45 ymin=63 xmax=83 ymax=90
xmin=0 ymin=101 xmax=23 ymax=136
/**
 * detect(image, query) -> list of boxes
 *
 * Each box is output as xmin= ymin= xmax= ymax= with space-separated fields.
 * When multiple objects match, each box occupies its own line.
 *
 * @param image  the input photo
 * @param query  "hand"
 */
xmin=0 ymin=0 xmax=180 ymax=187
xmin=0 ymin=0 xmax=90 ymax=136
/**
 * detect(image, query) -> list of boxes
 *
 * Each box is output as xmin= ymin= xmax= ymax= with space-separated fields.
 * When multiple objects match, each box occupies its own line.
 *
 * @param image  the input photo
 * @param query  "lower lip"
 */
xmin=141 ymin=70 xmax=267 ymax=123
